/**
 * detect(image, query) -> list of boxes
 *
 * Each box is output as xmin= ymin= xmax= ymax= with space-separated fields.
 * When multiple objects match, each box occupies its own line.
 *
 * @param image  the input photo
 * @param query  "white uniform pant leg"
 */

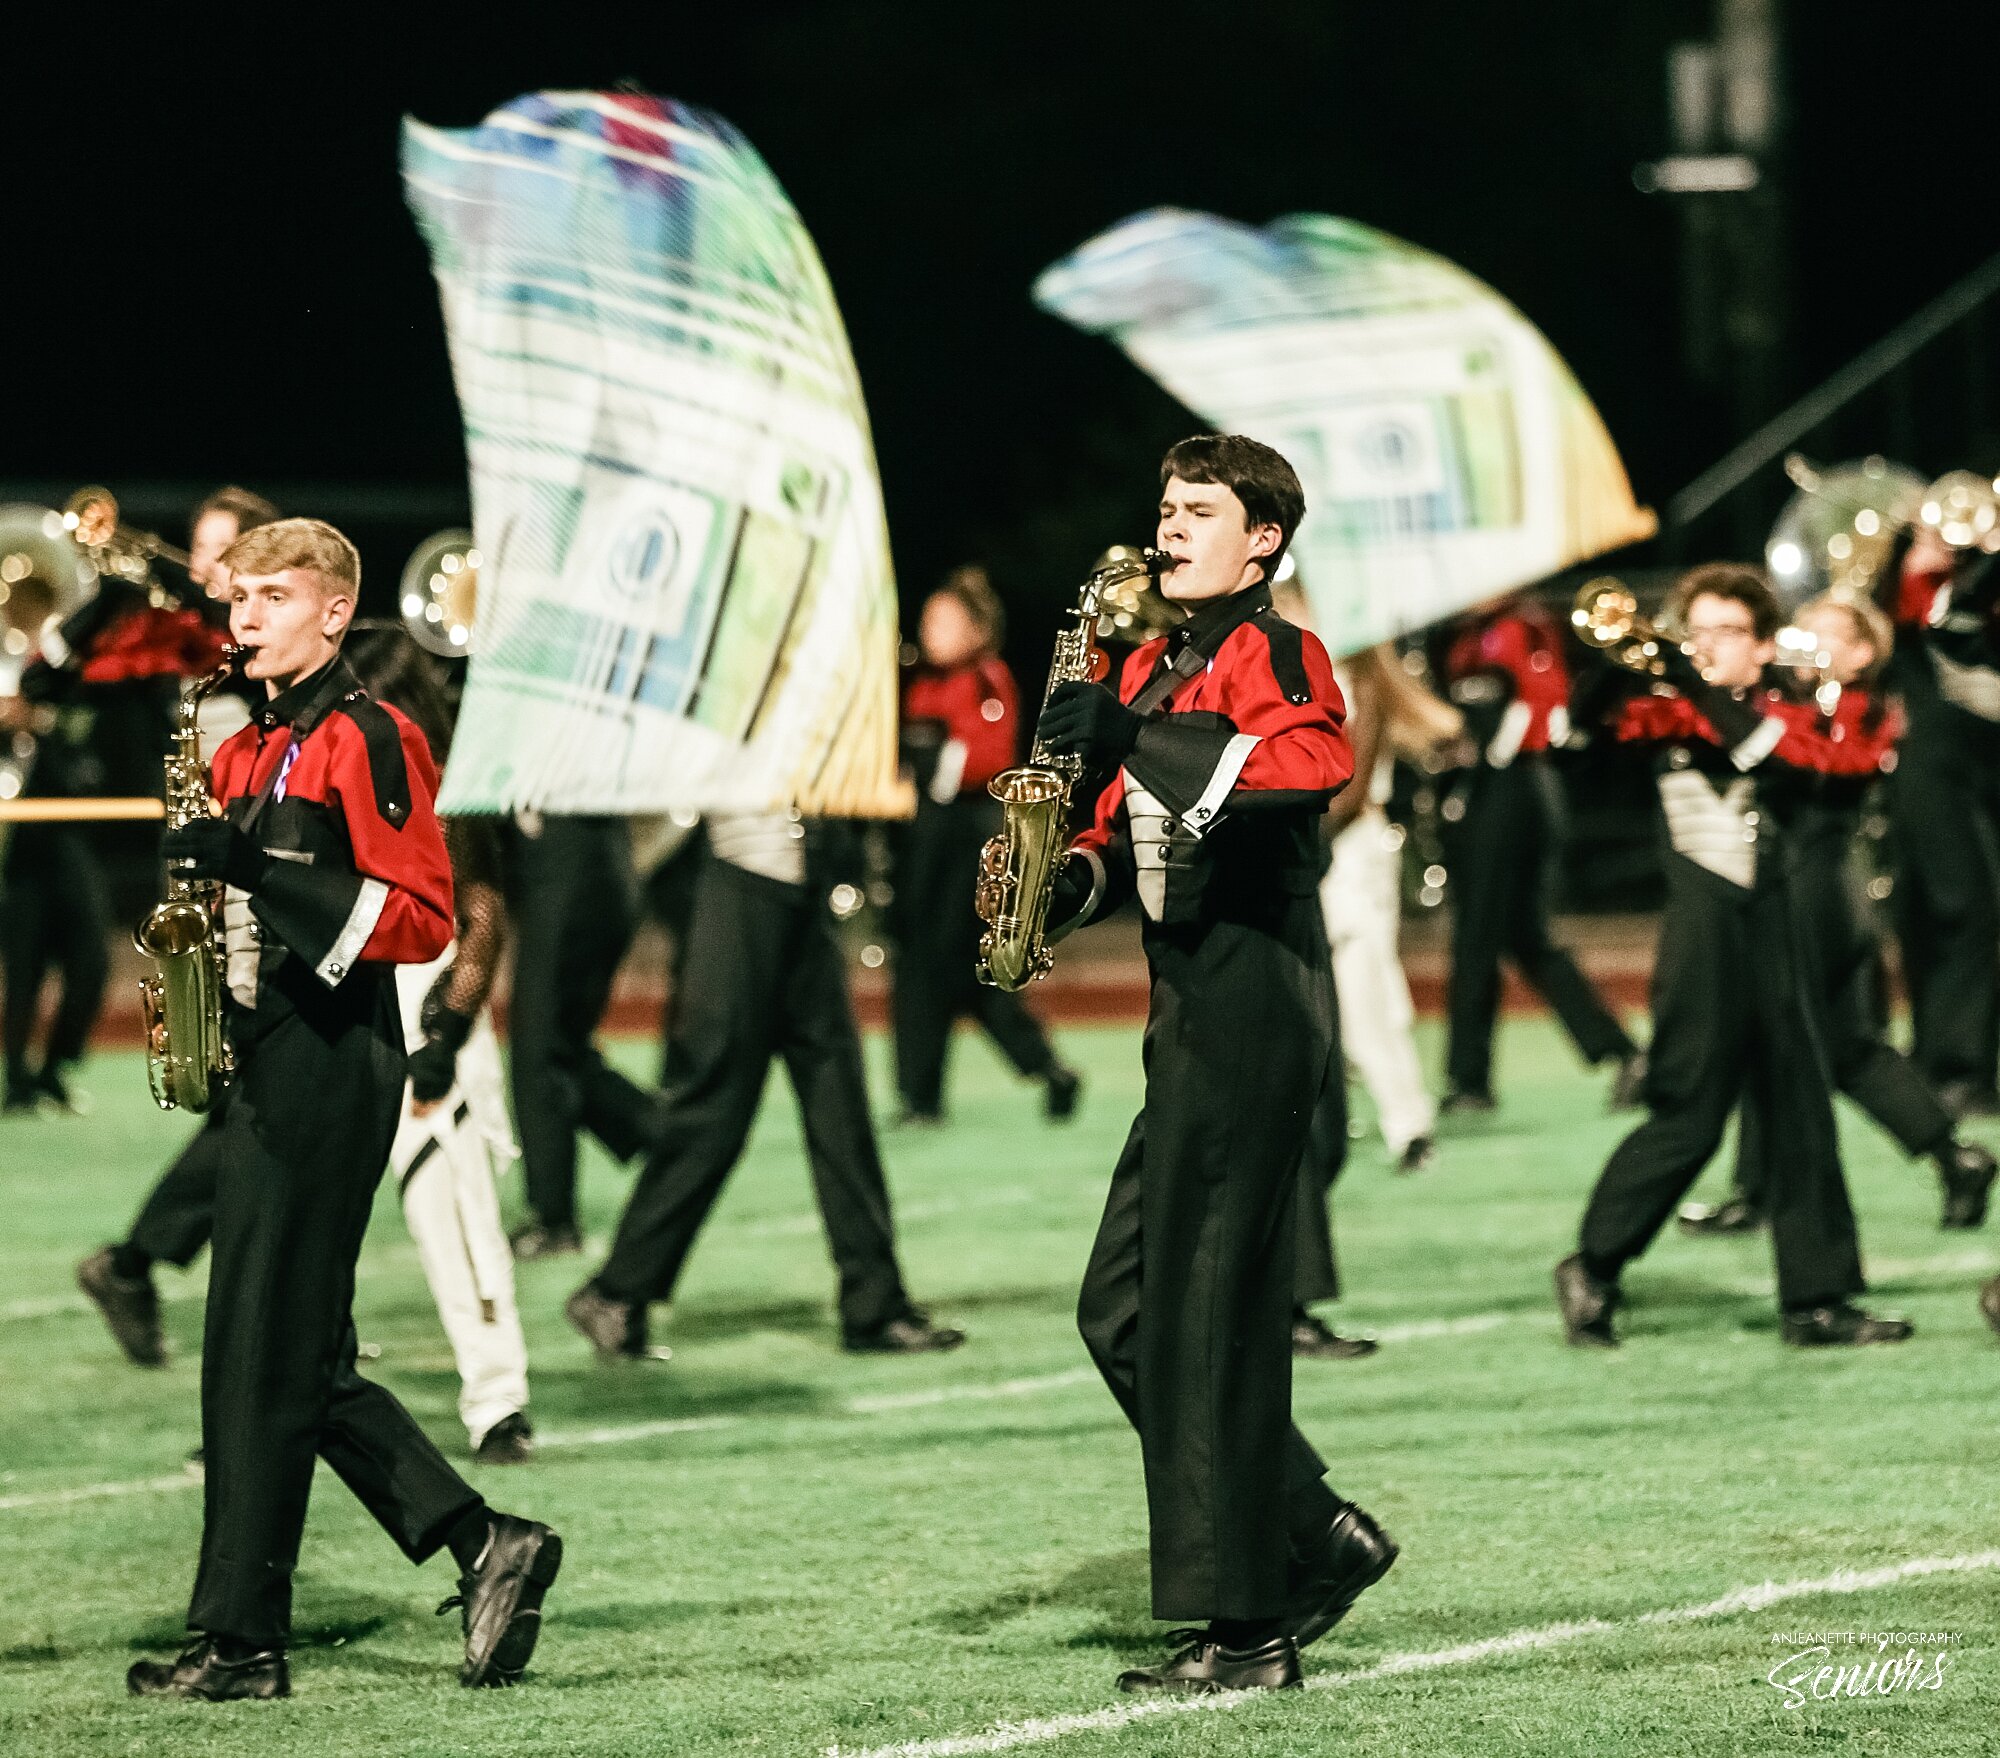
xmin=1323 ymin=815 xmax=1436 ymax=1155
xmin=390 ymin=956 xmax=530 ymax=1451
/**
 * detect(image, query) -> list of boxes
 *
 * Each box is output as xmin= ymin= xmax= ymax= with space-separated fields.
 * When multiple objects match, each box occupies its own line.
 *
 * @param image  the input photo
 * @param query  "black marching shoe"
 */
xmin=1044 ymin=1064 xmax=1082 ymax=1122
xmin=1608 ymin=1051 xmax=1649 ymax=1111
xmin=440 ymin=1513 xmax=563 ymax=1687
xmin=1285 ymin=1502 xmax=1398 ymax=1650
xmin=127 ymin=1638 xmax=289 ymax=1701
xmin=843 ymin=1311 xmax=967 ymax=1354
xmin=1393 ymin=1134 xmax=1435 ymax=1175
xmin=509 ymin=1220 xmax=583 ymax=1261
xmin=1979 ymin=1276 xmax=2000 ymax=1338
xmin=77 ymin=1247 xmax=166 ymax=1367
xmin=1676 ymin=1195 xmax=1763 ymax=1237
xmin=473 ymin=1412 xmax=536 ymax=1465
xmin=1781 ymin=1303 xmax=1913 ymax=1348
xmin=1116 ymin=1628 xmax=1301 ymax=1695
xmin=1554 ymin=1253 xmax=1620 ymax=1348
xmin=564 ymin=1281 xmax=648 ymax=1360
xmin=1439 ymin=1088 xmax=1496 ymax=1117
xmin=1291 ymin=1310 xmax=1379 ymax=1360
xmin=1936 ymin=1139 xmax=1996 ymax=1230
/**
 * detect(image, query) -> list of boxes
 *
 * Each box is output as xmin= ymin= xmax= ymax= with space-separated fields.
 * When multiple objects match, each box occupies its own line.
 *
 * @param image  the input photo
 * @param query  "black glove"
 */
xmin=407 ymin=1005 xmax=473 ymax=1105
xmin=1658 ymin=644 xmax=1762 ymax=746
xmin=1046 ymin=856 xmax=1096 ymax=936
xmin=1036 ymin=681 xmax=1141 ymax=764
xmin=161 ymin=817 xmax=268 ymax=892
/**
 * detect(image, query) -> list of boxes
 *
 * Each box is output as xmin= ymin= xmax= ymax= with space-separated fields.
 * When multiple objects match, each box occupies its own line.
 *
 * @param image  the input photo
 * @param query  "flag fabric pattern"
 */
xmin=1035 ymin=209 xmax=1655 ymax=656
xmin=404 ymin=90 xmax=905 ymax=814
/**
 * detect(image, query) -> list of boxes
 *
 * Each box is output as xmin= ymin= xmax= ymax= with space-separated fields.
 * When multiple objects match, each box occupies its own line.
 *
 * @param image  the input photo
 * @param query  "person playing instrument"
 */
xmin=891 ymin=565 xmax=1081 ymax=1125
xmin=1678 ymin=592 xmax=1994 ymax=1237
xmin=124 ymin=519 xmax=559 ymax=1700
xmin=2 ymin=490 xmax=271 ymax=1115
xmin=1037 ymin=434 xmax=1395 ymax=1697
xmin=1557 ymin=564 xmax=1908 ymax=1350
xmin=78 ymin=630 xmax=542 ymax=1465
xmin=1436 ymin=598 xmax=1645 ymax=1114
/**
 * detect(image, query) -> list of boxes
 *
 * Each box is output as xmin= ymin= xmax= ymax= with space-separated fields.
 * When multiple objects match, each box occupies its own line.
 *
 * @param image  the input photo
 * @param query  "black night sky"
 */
xmin=7 ymin=1 xmax=1994 ymax=662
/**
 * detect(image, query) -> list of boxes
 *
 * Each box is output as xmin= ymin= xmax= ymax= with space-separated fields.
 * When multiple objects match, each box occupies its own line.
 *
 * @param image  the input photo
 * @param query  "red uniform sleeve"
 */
xmin=1614 ymin=688 xmax=1893 ymax=777
xmin=958 ymin=657 xmax=1019 ymax=788
xmin=340 ymin=712 xmax=456 ymax=966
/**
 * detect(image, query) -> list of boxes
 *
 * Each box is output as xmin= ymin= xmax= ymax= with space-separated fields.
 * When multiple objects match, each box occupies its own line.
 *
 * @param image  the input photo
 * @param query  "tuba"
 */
xmin=975 ymin=547 xmax=1167 ymax=990
xmin=135 ymin=651 xmax=241 ymax=1111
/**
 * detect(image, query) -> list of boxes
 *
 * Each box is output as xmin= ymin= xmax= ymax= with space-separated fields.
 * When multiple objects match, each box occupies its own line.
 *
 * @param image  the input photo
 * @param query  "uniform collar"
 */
xmin=1168 ymin=579 xmax=1271 ymax=662
xmin=254 ymin=653 xmax=359 ymax=736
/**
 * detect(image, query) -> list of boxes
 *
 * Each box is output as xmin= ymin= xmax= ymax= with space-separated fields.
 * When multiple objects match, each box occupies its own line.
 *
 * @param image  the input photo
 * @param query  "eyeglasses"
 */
xmin=1685 ymin=622 xmax=1757 ymax=642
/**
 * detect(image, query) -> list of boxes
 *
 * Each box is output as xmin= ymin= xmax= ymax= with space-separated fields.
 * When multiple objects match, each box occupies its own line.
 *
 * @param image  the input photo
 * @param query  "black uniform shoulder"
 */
xmin=327 ymin=693 xmax=412 ymax=828
xmin=1245 ymin=607 xmax=1315 ymax=707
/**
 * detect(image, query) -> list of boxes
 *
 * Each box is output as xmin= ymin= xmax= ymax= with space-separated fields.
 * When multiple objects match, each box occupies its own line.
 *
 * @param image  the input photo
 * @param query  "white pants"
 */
xmin=1322 ymin=810 xmax=1435 ymax=1155
xmin=390 ymin=948 xmax=530 ymax=1450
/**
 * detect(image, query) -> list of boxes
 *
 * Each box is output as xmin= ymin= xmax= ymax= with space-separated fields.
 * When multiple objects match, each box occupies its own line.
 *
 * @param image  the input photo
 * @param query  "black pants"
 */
xmin=1295 ymin=975 xmax=1349 ymax=1308
xmin=1077 ymin=898 xmax=1342 ymax=1622
xmin=507 ymin=816 xmax=653 ymax=1228
xmin=891 ymin=795 xmax=1059 ymax=1116
xmin=1443 ymin=757 xmax=1634 ymax=1096
xmin=0 ymin=825 xmax=110 ymax=1082
xmin=1735 ymin=828 xmax=1952 ymax=1203
xmin=191 ymin=1000 xmax=479 ymax=1644
xmin=596 ymin=852 xmax=912 ymax=1338
xmin=127 ymin=1106 xmax=227 ymax=1267
xmin=1580 ymin=855 xmax=1864 ymax=1312
xmin=1890 ymin=707 xmax=2000 ymax=1094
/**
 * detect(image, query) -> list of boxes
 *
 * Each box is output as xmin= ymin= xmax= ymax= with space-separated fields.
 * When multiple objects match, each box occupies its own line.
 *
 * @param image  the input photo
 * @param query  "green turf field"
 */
xmin=3 ymin=1016 xmax=1998 ymax=1757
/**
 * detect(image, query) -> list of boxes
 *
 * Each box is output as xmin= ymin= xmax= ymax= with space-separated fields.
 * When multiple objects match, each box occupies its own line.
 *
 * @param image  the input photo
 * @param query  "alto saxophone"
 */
xmin=975 ymin=548 xmax=1166 ymax=991
xmin=135 ymin=650 xmax=241 ymax=1111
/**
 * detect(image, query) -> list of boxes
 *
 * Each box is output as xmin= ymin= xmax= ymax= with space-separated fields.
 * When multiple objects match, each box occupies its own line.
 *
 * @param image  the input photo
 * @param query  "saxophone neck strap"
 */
xmin=1130 ymin=642 xmax=1207 ymax=717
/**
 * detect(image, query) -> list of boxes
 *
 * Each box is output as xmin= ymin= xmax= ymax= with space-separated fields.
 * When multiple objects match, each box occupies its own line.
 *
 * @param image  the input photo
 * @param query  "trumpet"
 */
xmin=1570 ymin=578 xmax=1677 ymax=676
xmin=61 ymin=486 xmax=191 ymax=597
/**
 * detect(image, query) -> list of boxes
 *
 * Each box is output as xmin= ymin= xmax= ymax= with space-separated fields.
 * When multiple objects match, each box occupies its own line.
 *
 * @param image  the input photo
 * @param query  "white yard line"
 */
xmin=0 ymin=1474 xmax=197 ymax=1512
xmin=0 ymin=1317 xmax=1517 ymax=1511
xmin=826 ymin=1550 xmax=2000 ymax=1758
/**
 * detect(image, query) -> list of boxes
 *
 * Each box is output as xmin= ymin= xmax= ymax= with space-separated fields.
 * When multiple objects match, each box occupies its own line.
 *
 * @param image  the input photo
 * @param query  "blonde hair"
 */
xmin=1796 ymin=590 xmax=1893 ymax=686
xmin=219 ymin=517 xmax=361 ymax=597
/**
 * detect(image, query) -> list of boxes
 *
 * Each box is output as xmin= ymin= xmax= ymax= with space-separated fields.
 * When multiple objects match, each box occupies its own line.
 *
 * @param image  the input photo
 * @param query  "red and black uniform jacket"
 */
xmin=1063 ymin=582 xmax=1352 ymax=928
xmin=1443 ymin=604 xmax=1572 ymax=767
xmin=901 ymin=654 xmax=1019 ymax=803
xmin=1609 ymin=679 xmax=1894 ymax=893
xmin=211 ymin=655 xmax=453 ymax=1041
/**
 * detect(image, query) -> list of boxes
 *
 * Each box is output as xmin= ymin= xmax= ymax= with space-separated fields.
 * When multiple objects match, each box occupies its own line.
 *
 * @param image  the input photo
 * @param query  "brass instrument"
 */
xmin=1573 ymin=576 xmax=1838 ymax=711
xmin=135 ymin=651 xmax=241 ymax=1112
xmin=1091 ymin=543 xmax=1186 ymax=640
xmin=0 ymin=501 xmax=97 ymax=670
xmin=1571 ymin=577 xmax=1676 ymax=676
xmin=975 ymin=547 xmax=1168 ymax=990
xmin=1914 ymin=470 xmax=2000 ymax=554
xmin=61 ymin=486 xmax=191 ymax=600
xmin=399 ymin=527 xmax=481 ymax=655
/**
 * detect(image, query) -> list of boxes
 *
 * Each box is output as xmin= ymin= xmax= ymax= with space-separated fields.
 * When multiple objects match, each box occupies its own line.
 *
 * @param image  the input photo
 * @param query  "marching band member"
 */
xmin=892 ymin=566 xmax=1079 ymax=1124
xmin=1438 ymin=600 xmax=1644 ymax=1114
xmin=502 ymin=812 xmax=659 ymax=1259
xmin=351 ymin=629 xmax=536 ymax=1463
xmin=1681 ymin=593 xmax=1994 ymax=1236
xmin=1040 ymin=435 xmax=1394 ymax=1698
xmin=125 ymin=520 xmax=557 ymax=1699
xmin=1557 ymin=564 xmax=1906 ymax=1350
xmin=563 ymin=812 xmax=967 ymax=1359
xmin=1881 ymin=526 xmax=2000 ymax=1116
xmin=2 ymin=490 xmax=260 ymax=1115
